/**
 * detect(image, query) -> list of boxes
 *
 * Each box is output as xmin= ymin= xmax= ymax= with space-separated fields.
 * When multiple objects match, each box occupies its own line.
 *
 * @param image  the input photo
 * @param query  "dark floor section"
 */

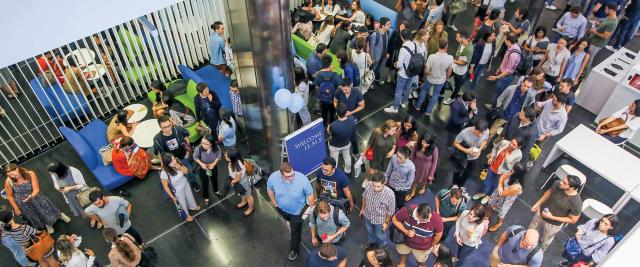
xmin=3 ymin=0 xmax=640 ymax=266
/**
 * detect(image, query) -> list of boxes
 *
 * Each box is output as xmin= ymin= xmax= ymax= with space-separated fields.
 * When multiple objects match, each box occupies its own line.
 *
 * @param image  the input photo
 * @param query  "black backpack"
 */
xmin=508 ymin=226 xmax=541 ymax=264
xmin=401 ymin=41 xmax=424 ymax=77
xmin=312 ymin=204 xmax=343 ymax=227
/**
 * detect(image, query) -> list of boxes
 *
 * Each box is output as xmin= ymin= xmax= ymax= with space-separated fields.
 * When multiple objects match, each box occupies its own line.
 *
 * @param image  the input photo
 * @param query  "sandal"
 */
xmin=236 ymin=202 xmax=247 ymax=209
xmin=96 ymin=222 xmax=104 ymax=229
xmin=204 ymin=199 xmax=210 ymax=207
xmin=243 ymin=208 xmax=255 ymax=217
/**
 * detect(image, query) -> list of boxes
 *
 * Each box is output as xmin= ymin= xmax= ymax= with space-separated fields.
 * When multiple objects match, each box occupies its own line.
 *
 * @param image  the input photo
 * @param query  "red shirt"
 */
xmin=395 ymin=205 xmax=444 ymax=250
xmin=490 ymin=148 xmax=508 ymax=173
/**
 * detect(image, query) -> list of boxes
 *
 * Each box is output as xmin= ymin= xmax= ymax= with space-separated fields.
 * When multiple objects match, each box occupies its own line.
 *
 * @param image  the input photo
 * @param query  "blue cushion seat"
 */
xmin=29 ymin=78 xmax=90 ymax=124
xmin=178 ymin=65 xmax=232 ymax=110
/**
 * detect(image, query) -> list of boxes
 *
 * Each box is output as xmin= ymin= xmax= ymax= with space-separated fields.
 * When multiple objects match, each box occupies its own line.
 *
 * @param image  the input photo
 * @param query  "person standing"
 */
xmin=309 ymin=200 xmax=350 ymax=246
xmin=4 ymin=164 xmax=70 ymax=234
xmin=486 ymin=163 xmax=526 ymax=232
xmin=225 ymin=149 xmax=254 ymax=216
xmin=530 ymin=176 xmax=583 ymax=250
xmin=454 ymin=203 xmax=487 ymax=261
xmin=360 ymin=172 xmax=395 ymax=250
xmin=209 ymin=21 xmax=231 ymax=77
xmin=160 ymin=153 xmax=200 ymax=222
xmin=451 ymin=119 xmax=489 ymax=188
xmin=351 ymin=38 xmax=374 ymax=94
xmin=539 ymin=37 xmax=571 ymax=86
xmin=194 ymin=82 xmax=222 ymax=136
xmin=391 ymin=203 xmax=443 ymax=267
xmin=334 ymin=78 xmax=365 ymax=156
xmin=0 ymin=207 xmax=59 ymax=267
xmin=559 ymin=214 xmax=618 ymax=266
xmin=267 ymin=162 xmax=315 ymax=261
xmin=314 ymin=55 xmax=342 ymax=126
xmin=490 ymin=226 xmax=543 ymax=267
xmin=445 ymin=31 xmax=473 ymax=105
xmin=406 ymin=133 xmax=439 ymax=200
xmin=555 ymin=6 xmax=588 ymax=42
xmin=217 ymin=109 xmax=237 ymax=151
xmin=153 ymin=115 xmax=200 ymax=192
xmin=384 ymin=147 xmax=415 ymax=209
xmin=487 ymin=35 xmax=522 ymax=104
xmin=193 ymin=134 xmax=222 ymax=207
xmin=502 ymin=107 xmax=539 ymax=165
xmin=1 ymin=206 xmax=36 ymax=267
xmin=535 ymin=92 xmax=569 ymax=144
xmin=102 ymin=227 xmax=141 ymax=267
xmin=469 ymin=32 xmax=496 ymax=91
xmin=316 ymin=157 xmax=355 ymax=212
xmin=563 ymin=39 xmax=591 ymax=86
xmin=306 ymin=243 xmax=348 ymax=267
xmin=414 ymin=39 xmax=453 ymax=116
xmin=608 ymin=0 xmax=640 ymax=51
xmin=85 ymin=191 xmax=143 ymax=245
xmin=55 ymin=234 xmax=96 ymax=267
xmin=229 ymin=80 xmax=247 ymax=142
xmin=328 ymin=104 xmax=357 ymax=174
xmin=364 ymin=120 xmax=398 ymax=175
xmin=307 ymin=43 xmax=329 ymax=79
xmin=47 ymin=162 xmax=93 ymax=226
xmin=555 ymin=78 xmax=577 ymax=113
xmin=488 ymin=78 xmax=536 ymax=140
xmin=384 ymin=29 xmax=417 ymax=113
xmin=435 ymin=186 xmax=468 ymax=240
xmin=369 ymin=18 xmax=391 ymax=84
xmin=587 ymin=4 xmax=619 ymax=68
xmin=294 ymin=67 xmax=312 ymax=125
xmin=473 ymin=137 xmax=523 ymax=205
xmin=444 ymin=92 xmax=478 ymax=148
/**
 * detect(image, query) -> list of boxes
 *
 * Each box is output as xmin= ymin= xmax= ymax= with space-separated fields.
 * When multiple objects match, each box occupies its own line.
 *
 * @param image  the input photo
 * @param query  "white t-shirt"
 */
xmin=352 ymin=10 xmax=366 ymax=25
xmin=426 ymin=52 xmax=454 ymax=85
xmin=527 ymin=36 xmax=550 ymax=61
xmin=396 ymin=41 xmax=416 ymax=78
xmin=316 ymin=24 xmax=335 ymax=46
xmin=541 ymin=43 xmax=571 ymax=76
xmin=479 ymin=43 xmax=493 ymax=65
xmin=612 ymin=106 xmax=640 ymax=139
xmin=295 ymin=81 xmax=310 ymax=105
xmin=351 ymin=49 xmax=371 ymax=78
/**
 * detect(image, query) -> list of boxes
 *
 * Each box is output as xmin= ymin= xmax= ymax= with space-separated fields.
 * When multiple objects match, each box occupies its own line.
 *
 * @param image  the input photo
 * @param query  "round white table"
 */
xmin=83 ymin=64 xmax=107 ymax=81
xmin=124 ymin=103 xmax=148 ymax=123
xmin=64 ymin=48 xmax=96 ymax=67
xmin=131 ymin=119 xmax=160 ymax=148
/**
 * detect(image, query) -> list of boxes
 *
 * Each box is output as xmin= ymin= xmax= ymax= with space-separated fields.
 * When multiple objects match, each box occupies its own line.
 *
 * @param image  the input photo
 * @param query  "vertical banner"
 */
xmin=284 ymin=118 xmax=326 ymax=175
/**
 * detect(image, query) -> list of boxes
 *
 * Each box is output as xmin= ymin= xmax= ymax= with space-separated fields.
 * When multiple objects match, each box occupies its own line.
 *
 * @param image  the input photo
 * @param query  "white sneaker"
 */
xmin=400 ymin=103 xmax=407 ymax=109
xmin=449 ymin=25 xmax=458 ymax=32
xmin=384 ymin=106 xmax=398 ymax=113
xmin=411 ymin=91 xmax=419 ymax=98
xmin=60 ymin=212 xmax=71 ymax=223
xmin=546 ymin=5 xmax=557 ymax=10
xmin=46 ymin=225 xmax=55 ymax=234
xmin=443 ymin=98 xmax=454 ymax=105
xmin=605 ymin=45 xmax=618 ymax=52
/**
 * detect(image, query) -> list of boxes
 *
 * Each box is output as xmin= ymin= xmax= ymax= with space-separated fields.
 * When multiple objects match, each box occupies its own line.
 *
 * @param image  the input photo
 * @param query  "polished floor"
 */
xmin=3 ymin=1 xmax=640 ymax=267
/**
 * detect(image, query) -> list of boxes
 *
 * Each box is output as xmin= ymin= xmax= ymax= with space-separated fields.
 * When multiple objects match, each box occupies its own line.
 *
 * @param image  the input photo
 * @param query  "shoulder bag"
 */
xmin=124 ymin=234 xmax=159 ymax=267
xmin=25 ymin=227 xmax=55 ymax=261
xmin=365 ymin=133 xmax=377 ymax=161
xmin=76 ymin=187 xmax=102 ymax=208
xmin=599 ymin=116 xmax=628 ymax=137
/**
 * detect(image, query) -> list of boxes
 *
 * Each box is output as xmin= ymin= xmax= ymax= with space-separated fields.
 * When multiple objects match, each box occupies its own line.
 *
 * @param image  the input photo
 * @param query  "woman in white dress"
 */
xmin=160 ymin=153 xmax=200 ymax=222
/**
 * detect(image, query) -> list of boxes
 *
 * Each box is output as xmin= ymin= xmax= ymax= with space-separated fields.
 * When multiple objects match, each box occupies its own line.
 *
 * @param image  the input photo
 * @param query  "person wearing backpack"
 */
xmin=369 ymin=17 xmax=391 ymax=85
xmin=490 ymin=226 xmax=543 ymax=267
xmin=414 ymin=38 xmax=453 ymax=116
xmin=559 ymin=214 xmax=618 ymax=266
xmin=385 ymin=28 xmax=423 ymax=114
xmin=314 ymin=55 xmax=342 ymax=126
xmin=337 ymin=52 xmax=362 ymax=91
xmin=435 ymin=186 xmax=468 ymax=239
xmin=487 ymin=34 xmax=523 ymax=105
xmin=309 ymin=200 xmax=350 ymax=246
xmin=391 ymin=203 xmax=443 ymax=267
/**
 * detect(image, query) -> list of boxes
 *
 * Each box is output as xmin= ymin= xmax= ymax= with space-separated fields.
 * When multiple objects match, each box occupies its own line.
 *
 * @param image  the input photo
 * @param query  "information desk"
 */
xmin=542 ymin=124 xmax=640 ymax=213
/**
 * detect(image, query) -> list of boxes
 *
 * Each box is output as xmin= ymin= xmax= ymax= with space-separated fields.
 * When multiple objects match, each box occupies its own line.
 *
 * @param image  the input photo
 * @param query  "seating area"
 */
xmin=29 ymin=77 xmax=91 ymax=124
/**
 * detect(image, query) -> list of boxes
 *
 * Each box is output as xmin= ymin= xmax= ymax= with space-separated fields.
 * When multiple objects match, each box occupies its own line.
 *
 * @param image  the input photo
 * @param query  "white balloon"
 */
xmin=274 ymin=88 xmax=292 ymax=109
xmin=288 ymin=93 xmax=304 ymax=113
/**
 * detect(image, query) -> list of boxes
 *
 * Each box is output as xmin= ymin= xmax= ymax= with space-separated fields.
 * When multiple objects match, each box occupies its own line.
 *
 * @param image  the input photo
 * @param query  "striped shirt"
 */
xmin=362 ymin=184 xmax=396 ymax=224
xmin=2 ymin=224 xmax=37 ymax=247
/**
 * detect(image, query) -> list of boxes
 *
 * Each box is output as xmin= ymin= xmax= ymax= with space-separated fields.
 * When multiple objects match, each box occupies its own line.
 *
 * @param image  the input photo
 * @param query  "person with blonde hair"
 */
xmin=427 ymin=20 xmax=448 ymax=56
xmin=364 ymin=119 xmax=398 ymax=177
xmin=55 ymin=234 xmax=95 ymax=267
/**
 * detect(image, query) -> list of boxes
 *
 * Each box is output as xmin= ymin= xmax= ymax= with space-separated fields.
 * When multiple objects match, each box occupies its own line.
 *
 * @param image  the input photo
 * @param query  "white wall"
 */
xmin=0 ymin=0 xmax=182 ymax=68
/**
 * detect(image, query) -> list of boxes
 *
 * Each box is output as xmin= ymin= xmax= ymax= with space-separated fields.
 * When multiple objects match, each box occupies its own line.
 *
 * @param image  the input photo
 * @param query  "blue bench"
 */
xmin=361 ymin=0 xmax=398 ymax=29
xmin=59 ymin=120 xmax=133 ymax=191
xmin=178 ymin=65 xmax=232 ymax=110
xmin=29 ymin=78 xmax=91 ymax=124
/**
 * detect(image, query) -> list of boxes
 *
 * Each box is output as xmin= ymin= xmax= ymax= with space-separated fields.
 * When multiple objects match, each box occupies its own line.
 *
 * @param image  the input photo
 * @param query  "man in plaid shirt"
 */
xmin=360 ymin=172 xmax=396 ymax=249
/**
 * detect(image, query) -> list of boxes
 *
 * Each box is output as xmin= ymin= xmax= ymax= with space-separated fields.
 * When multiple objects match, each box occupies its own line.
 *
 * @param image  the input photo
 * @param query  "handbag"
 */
xmin=25 ymin=229 xmax=55 ymax=261
xmin=563 ymin=236 xmax=610 ymax=262
xmin=195 ymin=122 xmax=211 ymax=137
xmin=75 ymin=187 xmax=101 ymax=208
xmin=365 ymin=134 xmax=377 ymax=161
xmin=600 ymin=117 xmax=627 ymax=137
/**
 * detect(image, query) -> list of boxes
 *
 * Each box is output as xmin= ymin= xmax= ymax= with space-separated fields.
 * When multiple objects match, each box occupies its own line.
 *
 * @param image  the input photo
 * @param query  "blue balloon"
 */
xmin=274 ymin=88 xmax=292 ymax=109
xmin=288 ymin=93 xmax=304 ymax=113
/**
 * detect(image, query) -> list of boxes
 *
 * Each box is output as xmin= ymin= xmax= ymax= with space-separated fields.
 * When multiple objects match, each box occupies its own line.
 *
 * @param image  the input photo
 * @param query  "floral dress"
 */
xmin=488 ymin=180 xmax=522 ymax=219
xmin=12 ymin=181 xmax=61 ymax=229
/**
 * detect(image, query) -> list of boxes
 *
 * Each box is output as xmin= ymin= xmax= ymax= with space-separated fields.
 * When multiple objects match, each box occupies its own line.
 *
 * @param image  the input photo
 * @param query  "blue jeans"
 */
xmin=480 ymin=169 xmax=500 ymax=195
xmin=470 ymin=64 xmax=487 ymax=91
xmin=393 ymin=74 xmax=414 ymax=108
xmin=181 ymin=157 xmax=198 ymax=185
xmin=613 ymin=16 xmax=640 ymax=49
xmin=494 ymin=74 xmax=514 ymax=103
xmin=372 ymin=56 xmax=387 ymax=81
xmin=2 ymin=236 xmax=35 ymax=266
xmin=416 ymin=80 xmax=445 ymax=113
xmin=364 ymin=217 xmax=386 ymax=247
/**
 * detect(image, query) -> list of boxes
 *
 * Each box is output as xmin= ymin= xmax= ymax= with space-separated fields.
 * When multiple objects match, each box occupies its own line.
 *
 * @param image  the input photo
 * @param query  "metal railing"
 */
xmin=0 ymin=0 xmax=227 ymax=165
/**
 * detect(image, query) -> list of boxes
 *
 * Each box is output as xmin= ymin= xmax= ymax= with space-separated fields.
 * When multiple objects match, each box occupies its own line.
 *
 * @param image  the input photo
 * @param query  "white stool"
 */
xmin=582 ymin=199 xmax=614 ymax=220
xmin=540 ymin=164 xmax=587 ymax=193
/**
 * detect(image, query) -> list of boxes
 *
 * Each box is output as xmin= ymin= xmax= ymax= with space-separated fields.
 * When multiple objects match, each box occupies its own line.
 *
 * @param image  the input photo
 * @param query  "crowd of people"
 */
xmin=2 ymin=0 xmax=640 ymax=266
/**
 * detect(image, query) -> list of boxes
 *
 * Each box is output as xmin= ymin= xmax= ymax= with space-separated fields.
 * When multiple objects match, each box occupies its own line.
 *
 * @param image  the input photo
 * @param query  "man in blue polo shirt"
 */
xmin=333 ymin=78 xmax=364 ymax=155
xmin=490 ymin=226 xmax=543 ymax=267
xmin=267 ymin=162 xmax=315 ymax=261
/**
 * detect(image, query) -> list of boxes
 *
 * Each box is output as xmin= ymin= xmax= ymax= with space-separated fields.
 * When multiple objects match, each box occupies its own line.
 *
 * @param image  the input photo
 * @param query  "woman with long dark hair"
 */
xmin=455 ymin=203 xmax=488 ymax=260
xmin=217 ymin=109 xmax=237 ymax=150
xmin=396 ymin=116 xmax=419 ymax=150
xmin=316 ymin=15 xmax=336 ymax=46
xmin=1 ymin=206 xmax=59 ymax=267
xmin=560 ymin=214 xmax=619 ymax=266
xmin=193 ymin=133 xmax=222 ymax=206
xmin=406 ymin=132 xmax=439 ymax=200
xmin=4 ymin=164 xmax=69 ymax=233
xmin=523 ymin=26 xmax=550 ymax=68
xmin=563 ymin=38 xmax=591 ymax=86
xmin=47 ymin=162 xmax=93 ymax=226
xmin=103 ymin=227 xmax=141 ymax=267
xmin=106 ymin=109 xmax=138 ymax=142
xmin=596 ymin=99 xmax=640 ymax=144
xmin=360 ymin=248 xmax=393 ymax=267
xmin=160 ymin=153 xmax=200 ymax=222
xmin=486 ymin=162 xmax=526 ymax=232
xmin=225 ymin=149 xmax=254 ymax=216
xmin=386 ymin=22 xmax=408 ymax=84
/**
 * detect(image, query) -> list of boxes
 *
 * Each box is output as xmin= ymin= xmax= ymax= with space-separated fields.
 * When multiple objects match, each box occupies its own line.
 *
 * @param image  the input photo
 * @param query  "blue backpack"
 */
xmin=346 ymin=63 xmax=361 ymax=87
xmin=318 ymin=73 xmax=337 ymax=103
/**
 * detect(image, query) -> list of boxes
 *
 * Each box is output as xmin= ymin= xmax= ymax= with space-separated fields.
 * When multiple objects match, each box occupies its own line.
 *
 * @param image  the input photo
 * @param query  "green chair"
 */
xmin=117 ymin=29 xmax=145 ymax=64
xmin=291 ymin=34 xmax=343 ymax=75
xmin=146 ymin=79 xmax=200 ymax=143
